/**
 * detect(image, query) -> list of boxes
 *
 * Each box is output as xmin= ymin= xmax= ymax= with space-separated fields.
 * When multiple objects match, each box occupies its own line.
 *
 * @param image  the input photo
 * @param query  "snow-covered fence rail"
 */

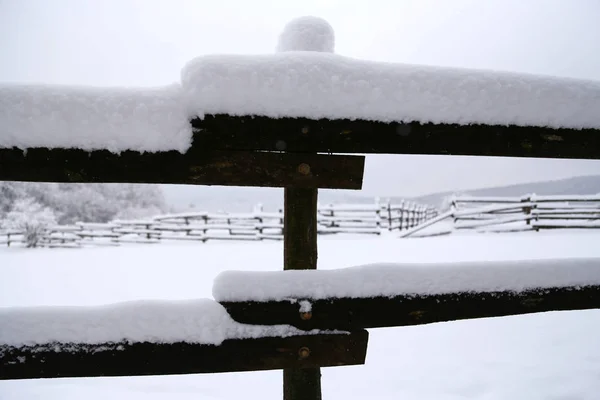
xmin=215 ymin=258 xmax=600 ymax=331
xmin=0 ymin=230 xmax=23 ymax=247
xmin=451 ymin=194 xmax=600 ymax=232
xmin=0 ymin=201 xmax=438 ymax=248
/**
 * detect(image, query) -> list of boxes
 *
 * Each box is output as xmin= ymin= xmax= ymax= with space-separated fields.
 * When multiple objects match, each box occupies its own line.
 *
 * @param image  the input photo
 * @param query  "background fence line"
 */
xmin=398 ymin=194 xmax=600 ymax=238
xmin=451 ymin=194 xmax=600 ymax=233
xmin=0 ymin=201 xmax=438 ymax=248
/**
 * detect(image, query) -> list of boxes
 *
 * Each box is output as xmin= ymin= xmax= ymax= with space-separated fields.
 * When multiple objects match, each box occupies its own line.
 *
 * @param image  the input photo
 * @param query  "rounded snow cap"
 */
xmin=276 ymin=16 xmax=335 ymax=53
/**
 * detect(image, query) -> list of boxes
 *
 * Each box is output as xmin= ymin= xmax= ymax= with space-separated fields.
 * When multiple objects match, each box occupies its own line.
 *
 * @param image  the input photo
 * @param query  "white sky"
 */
xmin=1 ymin=0 xmax=599 ymax=196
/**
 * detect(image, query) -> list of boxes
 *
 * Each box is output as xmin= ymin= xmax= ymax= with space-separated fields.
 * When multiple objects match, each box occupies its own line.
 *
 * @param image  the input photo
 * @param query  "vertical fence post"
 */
xmin=522 ymin=195 xmax=532 ymax=225
xmin=375 ymin=206 xmax=381 ymax=231
xmin=387 ymin=200 xmax=394 ymax=231
xmin=451 ymin=196 xmax=458 ymax=225
xmin=283 ymin=187 xmax=321 ymax=400
xmin=532 ymin=195 xmax=540 ymax=231
xmin=399 ymin=200 xmax=405 ymax=230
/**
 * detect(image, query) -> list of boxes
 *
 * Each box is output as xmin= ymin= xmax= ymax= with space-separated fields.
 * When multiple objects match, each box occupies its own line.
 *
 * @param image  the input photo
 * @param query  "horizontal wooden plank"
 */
xmin=0 ymin=331 xmax=368 ymax=380
xmin=0 ymin=148 xmax=364 ymax=189
xmin=220 ymin=285 xmax=600 ymax=331
xmin=192 ymin=115 xmax=600 ymax=159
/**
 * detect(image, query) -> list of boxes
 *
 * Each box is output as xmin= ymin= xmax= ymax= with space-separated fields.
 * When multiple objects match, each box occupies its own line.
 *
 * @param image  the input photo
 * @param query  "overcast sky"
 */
xmin=1 ymin=0 xmax=599 ymax=196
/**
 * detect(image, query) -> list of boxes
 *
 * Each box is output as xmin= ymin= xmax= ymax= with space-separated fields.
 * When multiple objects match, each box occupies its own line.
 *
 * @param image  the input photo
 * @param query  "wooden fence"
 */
xmin=400 ymin=194 xmax=600 ymax=238
xmin=451 ymin=194 xmax=600 ymax=232
xmin=0 ymin=201 xmax=438 ymax=248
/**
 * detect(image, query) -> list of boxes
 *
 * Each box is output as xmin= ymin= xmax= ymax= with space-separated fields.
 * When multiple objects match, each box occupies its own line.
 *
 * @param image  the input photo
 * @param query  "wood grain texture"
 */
xmin=192 ymin=115 xmax=600 ymax=159
xmin=0 ymin=332 xmax=369 ymax=380
xmin=0 ymin=148 xmax=364 ymax=189
xmin=283 ymin=187 xmax=322 ymax=400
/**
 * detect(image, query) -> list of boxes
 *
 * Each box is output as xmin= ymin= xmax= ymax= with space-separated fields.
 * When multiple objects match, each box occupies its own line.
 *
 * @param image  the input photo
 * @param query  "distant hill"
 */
xmin=409 ymin=174 xmax=600 ymax=208
xmin=162 ymin=175 xmax=600 ymax=213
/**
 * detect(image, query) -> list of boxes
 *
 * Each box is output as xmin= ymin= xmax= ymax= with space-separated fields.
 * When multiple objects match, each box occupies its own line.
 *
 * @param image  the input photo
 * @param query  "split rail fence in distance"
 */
xmin=0 ymin=201 xmax=438 ymax=248
xmin=452 ymin=194 xmax=600 ymax=233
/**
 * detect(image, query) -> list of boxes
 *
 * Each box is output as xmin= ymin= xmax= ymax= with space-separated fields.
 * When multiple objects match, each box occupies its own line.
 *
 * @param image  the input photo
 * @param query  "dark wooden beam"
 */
xmin=220 ymin=285 xmax=600 ymax=331
xmin=283 ymin=188 xmax=321 ymax=400
xmin=284 ymin=188 xmax=318 ymax=271
xmin=0 ymin=148 xmax=364 ymax=189
xmin=0 ymin=331 xmax=368 ymax=380
xmin=192 ymin=115 xmax=600 ymax=159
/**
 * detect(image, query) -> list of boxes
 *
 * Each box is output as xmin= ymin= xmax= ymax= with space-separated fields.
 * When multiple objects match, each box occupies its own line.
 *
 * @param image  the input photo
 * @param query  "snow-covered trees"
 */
xmin=2 ymin=197 xmax=58 ymax=247
xmin=0 ymin=182 xmax=26 ymax=214
xmin=0 ymin=182 xmax=167 ymax=225
xmin=0 ymin=182 xmax=168 ymax=247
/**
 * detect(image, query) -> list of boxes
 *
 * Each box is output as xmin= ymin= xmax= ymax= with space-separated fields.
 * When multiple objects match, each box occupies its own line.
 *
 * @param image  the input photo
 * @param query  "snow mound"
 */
xmin=276 ymin=16 xmax=335 ymax=53
xmin=0 ymin=298 xmax=319 ymax=348
xmin=0 ymin=83 xmax=192 ymax=153
xmin=182 ymin=52 xmax=600 ymax=128
xmin=213 ymin=258 xmax=600 ymax=301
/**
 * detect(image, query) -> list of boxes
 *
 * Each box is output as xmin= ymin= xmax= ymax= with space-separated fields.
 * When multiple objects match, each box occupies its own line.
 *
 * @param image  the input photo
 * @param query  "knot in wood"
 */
xmin=298 ymin=347 xmax=311 ymax=359
xmin=297 ymin=163 xmax=311 ymax=175
xmin=299 ymin=311 xmax=312 ymax=320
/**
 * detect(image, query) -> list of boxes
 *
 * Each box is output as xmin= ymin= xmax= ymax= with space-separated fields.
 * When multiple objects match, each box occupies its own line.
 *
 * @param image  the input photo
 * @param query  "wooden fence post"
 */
xmin=374 ymin=198 xmax=382 ymax=231
xmin=522 ymin=195 xmax=532 ymax=225
xmin=399 ymin=200 xmax=405 ymax=230
xmin=283 ymin=187 xmax=321 ymax=400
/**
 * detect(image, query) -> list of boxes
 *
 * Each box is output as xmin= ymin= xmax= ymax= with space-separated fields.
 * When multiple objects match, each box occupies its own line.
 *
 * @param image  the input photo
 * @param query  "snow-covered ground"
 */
xmin=1 ymin=231 xmax=600 ymax=399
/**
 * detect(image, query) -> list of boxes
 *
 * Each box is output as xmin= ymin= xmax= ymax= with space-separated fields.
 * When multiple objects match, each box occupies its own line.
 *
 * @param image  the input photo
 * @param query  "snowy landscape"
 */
xmin=2 ymin=233 xmax=600 ymax=399
xmin=2 ymin=1 xmax=600 ymax=399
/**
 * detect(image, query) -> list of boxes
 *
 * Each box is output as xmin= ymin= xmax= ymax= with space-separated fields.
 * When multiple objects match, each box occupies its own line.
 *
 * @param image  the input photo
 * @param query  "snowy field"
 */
xmin=1 ymin=231 xmax=600 ymax=399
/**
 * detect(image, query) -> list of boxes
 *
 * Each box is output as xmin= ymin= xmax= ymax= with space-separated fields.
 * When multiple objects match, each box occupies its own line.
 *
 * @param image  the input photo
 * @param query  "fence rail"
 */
xmin=1 ymin=201 xmax=438 ymax=248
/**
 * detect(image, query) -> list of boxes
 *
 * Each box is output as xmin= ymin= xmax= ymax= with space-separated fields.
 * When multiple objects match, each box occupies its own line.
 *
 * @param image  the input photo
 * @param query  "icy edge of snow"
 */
xmin=0 ymin=298 xmax=335 ymax=348
xmin=212 ymin=258 xmax=600 ymax=302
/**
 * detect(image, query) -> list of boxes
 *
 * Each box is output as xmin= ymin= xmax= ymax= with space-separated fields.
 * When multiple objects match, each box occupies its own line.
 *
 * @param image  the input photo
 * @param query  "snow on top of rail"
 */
xmin=2 ymin=16 xmax=600 ymax=153
xmin=0 ymin=83 xmax=192 ymax=153
xmin=0 ymin=298 xmax=323 ymax=348
xmin=182 ymin=52 xmax=600 ymax=129
xmin=213 ymin=258 xmax=600 ymax=302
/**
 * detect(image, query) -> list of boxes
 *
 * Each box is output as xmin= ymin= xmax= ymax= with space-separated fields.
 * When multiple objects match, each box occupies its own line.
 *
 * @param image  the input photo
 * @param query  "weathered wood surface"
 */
xmin=220 ymin=285 xmax=600 ymax=331
xmin=283 ymin=187 xmax=322 ymax=400
xmin=284 ymin=188 xmax=319 ymax=271
xmin=0 ymin=148 xmax=364 ymax=189
xmin=192 ymin=115 xmax=600 ymax=159
xmin=0 ymin=331 xmax=369 ymax=380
